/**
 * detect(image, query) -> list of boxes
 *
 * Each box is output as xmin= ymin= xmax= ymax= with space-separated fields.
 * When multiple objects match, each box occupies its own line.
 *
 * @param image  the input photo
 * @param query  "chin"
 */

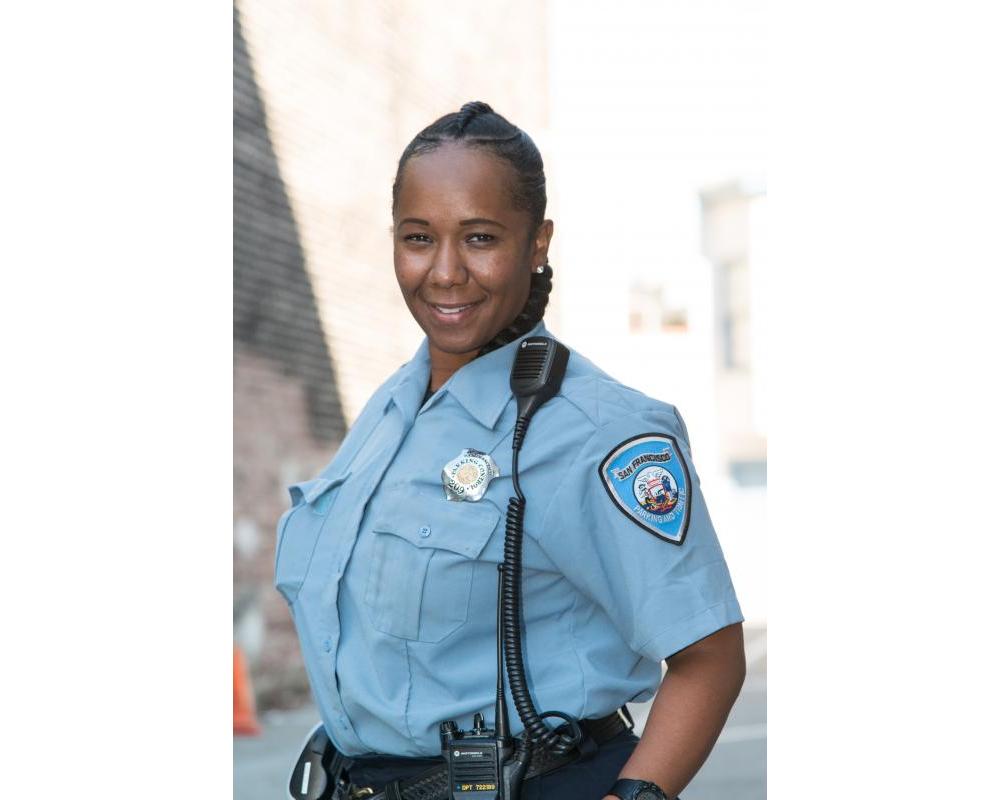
xmin=417 ymin=316 xmax=490 ymax=353
xmin=426 ymin=330 xmax=488 ymax=355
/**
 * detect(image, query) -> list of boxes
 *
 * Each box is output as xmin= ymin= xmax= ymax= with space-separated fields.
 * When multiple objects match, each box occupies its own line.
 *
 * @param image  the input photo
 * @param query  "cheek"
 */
xmin=393 ymin=250 xmax=423 ymax=295
xmin=470 ymin=251 xmax=527 ymax=294
xmin=499 ymin=256 xmax=531 ymax=298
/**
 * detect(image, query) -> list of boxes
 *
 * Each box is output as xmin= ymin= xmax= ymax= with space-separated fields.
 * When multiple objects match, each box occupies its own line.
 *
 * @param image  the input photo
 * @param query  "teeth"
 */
xmin=434 ymin=304 xmax=472 ymax=315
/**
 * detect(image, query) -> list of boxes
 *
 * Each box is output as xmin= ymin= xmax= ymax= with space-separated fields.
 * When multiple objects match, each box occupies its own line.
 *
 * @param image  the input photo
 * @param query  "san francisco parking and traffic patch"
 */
xmin=598 ymin=433 xmax=691 ymax=545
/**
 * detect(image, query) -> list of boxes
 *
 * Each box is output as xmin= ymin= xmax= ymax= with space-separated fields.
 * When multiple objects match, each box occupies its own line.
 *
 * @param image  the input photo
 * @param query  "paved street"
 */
xmin=235 ymin=627 xmax=765 ymax=800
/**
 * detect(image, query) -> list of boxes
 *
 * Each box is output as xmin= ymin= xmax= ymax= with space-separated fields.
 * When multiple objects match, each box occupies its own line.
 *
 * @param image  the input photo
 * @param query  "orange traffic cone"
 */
xmin=234 ymin=644 xmax=261 ymax=736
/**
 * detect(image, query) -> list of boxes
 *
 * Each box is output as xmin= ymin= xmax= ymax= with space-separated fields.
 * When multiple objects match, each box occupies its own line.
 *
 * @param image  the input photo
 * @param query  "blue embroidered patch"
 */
xmin=598 ymin=433 xmax=691 ymax=545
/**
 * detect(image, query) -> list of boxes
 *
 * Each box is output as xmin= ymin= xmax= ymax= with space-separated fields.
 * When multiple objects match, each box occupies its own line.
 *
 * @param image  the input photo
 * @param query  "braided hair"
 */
xmin=392 ymin=101 xmax=553 ymax=355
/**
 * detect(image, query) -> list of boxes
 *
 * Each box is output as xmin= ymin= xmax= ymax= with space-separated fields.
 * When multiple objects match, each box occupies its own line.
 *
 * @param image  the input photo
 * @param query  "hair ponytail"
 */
xmin=477 ymin=262 xmax=553 ymax=355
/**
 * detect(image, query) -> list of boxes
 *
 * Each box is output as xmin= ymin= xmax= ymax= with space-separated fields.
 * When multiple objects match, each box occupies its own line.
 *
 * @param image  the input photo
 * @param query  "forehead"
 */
xmin=395 ymin=142 xmax=520 ymax=219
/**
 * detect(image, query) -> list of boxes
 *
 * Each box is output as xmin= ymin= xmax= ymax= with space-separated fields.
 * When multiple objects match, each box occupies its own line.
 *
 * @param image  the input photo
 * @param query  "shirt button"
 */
xmin=419 ymin=525 xmax=431 ymax=538
xmin=323 ymin=638 xmax=332 ymax=653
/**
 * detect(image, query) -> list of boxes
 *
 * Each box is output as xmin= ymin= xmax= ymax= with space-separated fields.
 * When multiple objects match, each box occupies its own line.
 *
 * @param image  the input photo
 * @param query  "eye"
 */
xmin=403 ymin=233 xmax=432 ymax=244
xmin=466 ymin=233 xmax=495 ymax=244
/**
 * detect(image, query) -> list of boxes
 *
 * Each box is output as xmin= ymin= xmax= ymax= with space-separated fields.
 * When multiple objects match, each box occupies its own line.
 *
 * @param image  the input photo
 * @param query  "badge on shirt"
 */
xmin=599 ymin=433 xmax=691 ymax=544
xmin=442 ymin=449 xmax=500 ymax=502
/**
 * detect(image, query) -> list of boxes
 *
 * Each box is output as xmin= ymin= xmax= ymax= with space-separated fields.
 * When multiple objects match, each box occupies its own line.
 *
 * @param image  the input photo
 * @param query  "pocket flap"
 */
xmin=288 ymin=471 xmax=351 ymax=506
xmin=371 ymin=488 xmax=500 ymax=558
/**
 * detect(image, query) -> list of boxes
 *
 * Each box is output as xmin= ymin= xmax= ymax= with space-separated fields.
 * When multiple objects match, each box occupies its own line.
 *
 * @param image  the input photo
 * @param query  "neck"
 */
xmin=427 ymin=344 xmax=480 ymax=391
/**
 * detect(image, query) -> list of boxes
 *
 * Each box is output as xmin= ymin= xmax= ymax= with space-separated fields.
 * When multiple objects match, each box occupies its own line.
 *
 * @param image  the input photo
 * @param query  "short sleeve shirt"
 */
xmin=274 ymin=321 xmax=743 ymax=757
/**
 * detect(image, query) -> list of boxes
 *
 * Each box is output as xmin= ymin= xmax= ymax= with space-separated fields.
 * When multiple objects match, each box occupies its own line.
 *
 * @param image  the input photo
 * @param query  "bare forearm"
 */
xmin=604 ymin=623 xmax=746 ymax=798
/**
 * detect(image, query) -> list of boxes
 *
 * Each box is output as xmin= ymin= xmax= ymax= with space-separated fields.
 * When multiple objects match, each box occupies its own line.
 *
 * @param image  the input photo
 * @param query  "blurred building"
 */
xmin=701 ymin=182 xmax=767 ymax=489
xmin=233 ymin=0 xmax=551 ymax=708
xmin=700 ymin=184 xmax=768 ymax=625
xmin=546 ymin=0 xmax=767 ymax=623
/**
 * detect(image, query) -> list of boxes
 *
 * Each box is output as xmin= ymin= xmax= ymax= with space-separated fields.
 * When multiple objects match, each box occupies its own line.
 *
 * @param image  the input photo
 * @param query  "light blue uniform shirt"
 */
xmin=274 ymin=321 xmax=742 ymax=757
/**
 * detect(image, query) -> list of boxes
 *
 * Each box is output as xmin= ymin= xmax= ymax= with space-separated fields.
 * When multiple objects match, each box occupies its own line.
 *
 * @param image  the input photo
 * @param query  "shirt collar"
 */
xmin=439 ymin=320 xmax=548 ymax=430
xmin=387 ymin=320 xmax=549 ymax=429
xmin=385 ymin=337 xmax=432 ymax=423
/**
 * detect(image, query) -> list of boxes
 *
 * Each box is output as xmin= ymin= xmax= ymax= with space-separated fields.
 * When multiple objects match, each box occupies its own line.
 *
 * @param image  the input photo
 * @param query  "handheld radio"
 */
xmin=439 ymin=337 xmax=574 ymax=800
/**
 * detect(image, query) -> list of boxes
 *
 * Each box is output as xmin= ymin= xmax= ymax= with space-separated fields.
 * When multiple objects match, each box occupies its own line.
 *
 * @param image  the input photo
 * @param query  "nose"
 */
xmin=427 ymin=237 xmax=468 ymax=289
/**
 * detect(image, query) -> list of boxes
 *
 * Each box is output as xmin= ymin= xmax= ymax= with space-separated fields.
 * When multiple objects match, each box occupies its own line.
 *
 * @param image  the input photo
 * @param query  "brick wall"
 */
xmin=233 ymin=0 xmax=550 ymax=709
xmin=234 ymin=3 xmax=346 ymax=706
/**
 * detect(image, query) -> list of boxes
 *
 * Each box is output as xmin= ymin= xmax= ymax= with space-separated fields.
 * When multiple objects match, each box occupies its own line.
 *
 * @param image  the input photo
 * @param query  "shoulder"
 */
xmin=356 ymin=360 xmax=411 ymax=420
xmin=536 ymin=342 xmax=706 ymax=549
xmin=546 ymin=342 xmax=688 ymax=445
xmin=317 ymin=361 xmax=412 ymax=478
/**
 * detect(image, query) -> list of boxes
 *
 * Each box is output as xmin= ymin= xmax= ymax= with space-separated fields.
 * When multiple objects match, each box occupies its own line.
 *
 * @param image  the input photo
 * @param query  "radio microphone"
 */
xmin=509 ymin=337 xmax=569 ymax=450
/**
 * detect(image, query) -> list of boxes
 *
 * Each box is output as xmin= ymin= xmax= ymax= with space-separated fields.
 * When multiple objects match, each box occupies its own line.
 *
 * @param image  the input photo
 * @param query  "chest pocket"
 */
xmin=275 ymin=471 xmax=351 ymax=605
xmin=364 ymin=489 xmax=500 ymax=642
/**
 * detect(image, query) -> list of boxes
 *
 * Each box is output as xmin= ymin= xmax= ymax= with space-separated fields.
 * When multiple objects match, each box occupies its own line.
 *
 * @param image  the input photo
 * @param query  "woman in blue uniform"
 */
xmin=276 ymin=101 xmax=746 ymax=800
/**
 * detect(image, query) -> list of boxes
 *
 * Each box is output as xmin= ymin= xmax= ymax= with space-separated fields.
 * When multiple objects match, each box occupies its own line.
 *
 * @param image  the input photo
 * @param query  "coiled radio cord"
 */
xmin=501 ymin=418 xmax=582 ymax=755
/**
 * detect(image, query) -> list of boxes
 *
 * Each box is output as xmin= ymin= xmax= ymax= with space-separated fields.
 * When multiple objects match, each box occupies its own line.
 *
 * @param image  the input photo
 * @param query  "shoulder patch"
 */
xmin=598 ymin=432 xmax=692 ymax=545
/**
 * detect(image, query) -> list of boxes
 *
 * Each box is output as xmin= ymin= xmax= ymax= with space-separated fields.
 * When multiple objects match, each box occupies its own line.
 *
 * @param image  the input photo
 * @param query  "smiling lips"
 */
xmin=434 ymin=304 xmax=475 ymax=315
xmin=425 ymin=299 xmax=484 ymax=324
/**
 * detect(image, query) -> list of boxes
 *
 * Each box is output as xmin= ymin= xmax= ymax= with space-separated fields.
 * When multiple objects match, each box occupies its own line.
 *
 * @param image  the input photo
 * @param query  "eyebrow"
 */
xmin=460 ymin=217 xmax=506 ymax=229
xmin=396 ymin=217 xmax=507 ymax=230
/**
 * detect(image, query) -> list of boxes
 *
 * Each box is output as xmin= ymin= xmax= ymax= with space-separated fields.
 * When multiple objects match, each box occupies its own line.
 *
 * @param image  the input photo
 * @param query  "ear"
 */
xmin=530 ymin=219 xmax=554 ymax=267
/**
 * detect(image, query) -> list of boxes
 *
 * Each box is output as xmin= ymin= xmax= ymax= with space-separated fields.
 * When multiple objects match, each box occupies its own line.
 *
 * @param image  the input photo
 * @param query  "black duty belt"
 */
xmin=353 ymin=707 xmax=634 ymax=800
